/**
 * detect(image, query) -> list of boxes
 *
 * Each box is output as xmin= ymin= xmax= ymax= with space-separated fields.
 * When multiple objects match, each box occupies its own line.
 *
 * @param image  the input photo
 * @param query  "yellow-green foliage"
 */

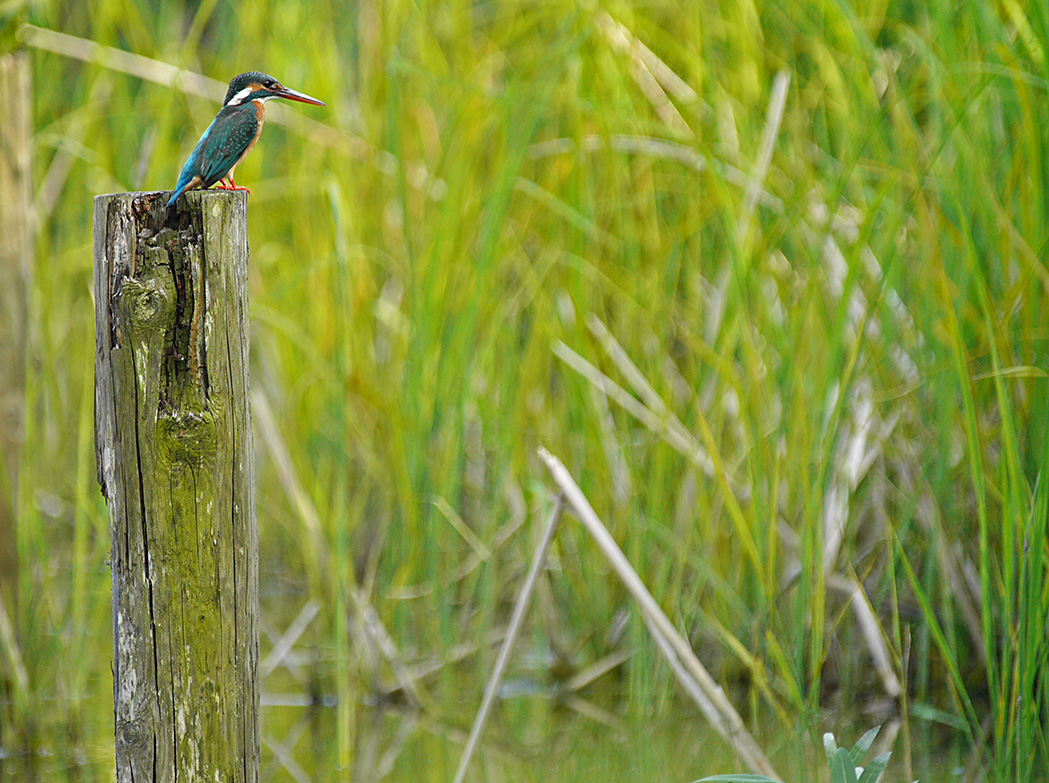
xmin=10 ymin=0 xmax=1049 ymax=780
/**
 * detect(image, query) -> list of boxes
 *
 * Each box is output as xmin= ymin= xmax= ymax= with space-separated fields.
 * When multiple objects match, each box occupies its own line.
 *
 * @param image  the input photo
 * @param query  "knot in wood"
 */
xmin=115 ymin=717 xmax=146 ymax=754
xmin=120 ymin=273 xmax=175 ymax=337
xmin=157 ymin=409 xmax=217 ymax=466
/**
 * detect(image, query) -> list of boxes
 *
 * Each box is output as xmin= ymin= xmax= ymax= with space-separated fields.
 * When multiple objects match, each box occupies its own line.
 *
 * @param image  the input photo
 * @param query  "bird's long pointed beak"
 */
xmin=275 ymin=86 xmax=325 ymax=106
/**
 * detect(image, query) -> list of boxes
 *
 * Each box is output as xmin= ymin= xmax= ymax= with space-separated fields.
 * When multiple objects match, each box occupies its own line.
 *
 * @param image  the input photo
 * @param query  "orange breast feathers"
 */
xmin=222 ymin=99 xmax=267 ymax=181
xmin=243 ymin=99 xmax=266 ymax=159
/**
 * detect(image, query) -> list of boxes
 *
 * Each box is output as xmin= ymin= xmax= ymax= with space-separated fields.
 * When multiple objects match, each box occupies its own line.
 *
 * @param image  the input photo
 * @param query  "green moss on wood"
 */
xmin=94 ymin=190 xmax=258 ymax=783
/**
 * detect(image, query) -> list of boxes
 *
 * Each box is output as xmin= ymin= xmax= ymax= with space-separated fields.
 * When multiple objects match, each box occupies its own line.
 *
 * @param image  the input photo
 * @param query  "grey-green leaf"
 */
xmin=831 ymin=747 xmax=859 ymax=783
xmin=849 ymin=726 xmax=881 ymax=763
xmin=857 ymin=751 xmax=891 ymax=783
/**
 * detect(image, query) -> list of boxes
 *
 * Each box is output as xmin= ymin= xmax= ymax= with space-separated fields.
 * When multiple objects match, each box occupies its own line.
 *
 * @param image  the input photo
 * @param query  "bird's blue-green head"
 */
xmin=222 ymin=71 xmax=326 ymax=108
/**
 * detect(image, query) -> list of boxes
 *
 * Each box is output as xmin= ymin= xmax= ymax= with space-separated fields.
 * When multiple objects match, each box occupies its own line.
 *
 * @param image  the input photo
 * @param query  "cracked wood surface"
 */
xmin=94 ymin=190 xmax=258 ymax=783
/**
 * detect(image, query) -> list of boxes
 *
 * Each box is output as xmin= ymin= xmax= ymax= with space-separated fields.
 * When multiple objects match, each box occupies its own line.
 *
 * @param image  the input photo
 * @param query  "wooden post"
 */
xmin=94 ymin=190 xmax=259 ymax=783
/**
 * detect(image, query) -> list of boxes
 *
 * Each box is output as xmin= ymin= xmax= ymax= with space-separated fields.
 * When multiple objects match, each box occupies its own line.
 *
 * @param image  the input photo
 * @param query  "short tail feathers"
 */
xmin=166 ymin=185 xmax=187 ymax=208
xmin=166 ymin=171 xmax=203 ymax=207
xmin=167 ymin=142 xmax=208 ymax=207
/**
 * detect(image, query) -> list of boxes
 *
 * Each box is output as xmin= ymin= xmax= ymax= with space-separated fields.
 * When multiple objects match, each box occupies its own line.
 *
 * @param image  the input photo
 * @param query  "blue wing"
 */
xmin=167 ymin=104 xmax=259 ymax=207
xmin=167 ymin=117 xmax=215 ymax=207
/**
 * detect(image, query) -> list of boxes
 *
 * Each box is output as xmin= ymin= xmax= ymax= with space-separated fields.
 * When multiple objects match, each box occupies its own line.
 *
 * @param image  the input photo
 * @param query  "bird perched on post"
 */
xmin=167 ymin=71 xmax=325 ymax=207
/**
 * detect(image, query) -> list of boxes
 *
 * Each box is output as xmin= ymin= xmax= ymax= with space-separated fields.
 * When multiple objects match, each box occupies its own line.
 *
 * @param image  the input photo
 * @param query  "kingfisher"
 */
xmin=167 ymin=71 xmax=325 ymax=207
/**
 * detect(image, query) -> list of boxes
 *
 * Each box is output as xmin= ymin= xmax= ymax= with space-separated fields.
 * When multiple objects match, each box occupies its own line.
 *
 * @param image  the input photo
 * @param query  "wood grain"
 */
xmin=94 ymin=189 xmax=258 ymax=783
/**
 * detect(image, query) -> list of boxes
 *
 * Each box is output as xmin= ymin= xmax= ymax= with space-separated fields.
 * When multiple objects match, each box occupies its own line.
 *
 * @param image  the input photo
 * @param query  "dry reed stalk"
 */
xmin=538 ymin=447 xmax=781 ymax=781
xmin=452 ymin=495 xmax=565 ymax=783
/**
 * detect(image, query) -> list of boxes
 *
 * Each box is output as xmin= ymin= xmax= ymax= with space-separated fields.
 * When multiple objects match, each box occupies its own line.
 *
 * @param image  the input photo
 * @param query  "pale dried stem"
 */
xmin=538 ymin=447 xmax=780 ymax=781
xmin=357 ymin=590 xmax=430 ymax=709
xmin=738 ymin=70 xmax=790 ymax=242
xmin=260 ymin=599 xmax=321 ymax=679
xmin=563 ymin=648 xmax=632 ymax=693
xmin=594 ymin=11 xmax=701 ymax=106
xmin=826 ymin=575 xmax=901 ymax=698
xmin=452 ymin=495 xmax=565 ymax=783
xmin=0 ymin=584 xmax=29 ymax=709
xmin=387 ymin=501 xmax=527 ymax=600
xmin=595 ymin=11 xmax=693 ymax=135
xmin=553 ymin=340 xmax=717 ymax=479
xmin=262 ymin=728 xmax=311 ymax=783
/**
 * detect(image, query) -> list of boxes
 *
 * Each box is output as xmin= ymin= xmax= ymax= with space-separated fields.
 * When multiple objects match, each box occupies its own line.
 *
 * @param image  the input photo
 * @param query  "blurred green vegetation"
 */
xmin=2 ymin=0 xmax=1048 ymax=780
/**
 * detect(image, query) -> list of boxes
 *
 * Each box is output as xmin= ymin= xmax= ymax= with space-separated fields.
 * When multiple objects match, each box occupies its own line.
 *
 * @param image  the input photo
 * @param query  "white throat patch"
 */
xmin=228 ymin=86 xmax=256 ymax=105
xmin=228 ymin=84 xmax=279 ymax=106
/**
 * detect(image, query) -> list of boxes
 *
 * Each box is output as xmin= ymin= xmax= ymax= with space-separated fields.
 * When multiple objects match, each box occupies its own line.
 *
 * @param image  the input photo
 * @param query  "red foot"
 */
xmin=215 ymin=178 xmax=251 ymax=193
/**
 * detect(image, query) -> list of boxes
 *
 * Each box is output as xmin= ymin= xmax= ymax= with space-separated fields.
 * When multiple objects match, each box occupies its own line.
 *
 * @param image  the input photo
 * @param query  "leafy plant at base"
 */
xmin=695 ymin=726 xmax=903 ymax=783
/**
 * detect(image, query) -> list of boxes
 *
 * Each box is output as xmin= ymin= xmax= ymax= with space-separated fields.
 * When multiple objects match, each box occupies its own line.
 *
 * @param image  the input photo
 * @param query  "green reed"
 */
xmin=5 ymin=0 xmax=1047 ymax=780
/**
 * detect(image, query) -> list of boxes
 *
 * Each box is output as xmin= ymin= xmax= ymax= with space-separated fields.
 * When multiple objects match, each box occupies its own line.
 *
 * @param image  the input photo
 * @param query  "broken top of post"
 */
xmin=94 ymin=190 xmax=258 ymax=783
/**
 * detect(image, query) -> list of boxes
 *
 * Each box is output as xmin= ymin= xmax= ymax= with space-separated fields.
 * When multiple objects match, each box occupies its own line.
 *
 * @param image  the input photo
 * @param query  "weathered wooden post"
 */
xmin=94 ymin=190 xmax=258 ymax=782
